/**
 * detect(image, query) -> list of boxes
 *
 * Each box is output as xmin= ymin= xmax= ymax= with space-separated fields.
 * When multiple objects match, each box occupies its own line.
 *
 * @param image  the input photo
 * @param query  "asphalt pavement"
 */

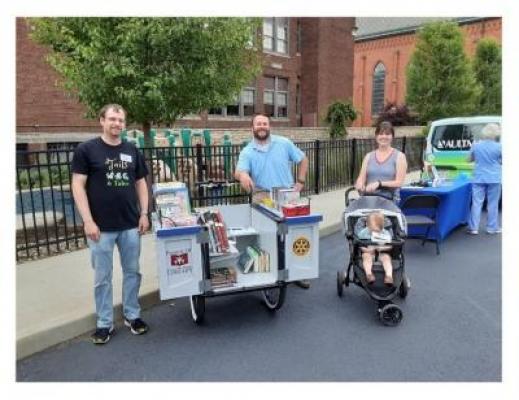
xmin=17 ymin=216 xmax=501 ymax=382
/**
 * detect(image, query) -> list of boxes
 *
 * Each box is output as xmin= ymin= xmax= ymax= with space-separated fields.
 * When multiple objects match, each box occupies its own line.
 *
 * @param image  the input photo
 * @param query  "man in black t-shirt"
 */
xmin=71 ymin=104 xmax=150 ymax=344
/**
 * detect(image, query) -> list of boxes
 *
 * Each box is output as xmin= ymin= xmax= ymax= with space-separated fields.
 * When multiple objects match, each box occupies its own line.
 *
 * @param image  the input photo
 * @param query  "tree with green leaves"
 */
xmin=28 ymin=17 xmax=262 ymax=144
xmin=406 ymin=21 xmax=481 ymax=124
xmin=473 ymin=38 xmax=502 ymax=115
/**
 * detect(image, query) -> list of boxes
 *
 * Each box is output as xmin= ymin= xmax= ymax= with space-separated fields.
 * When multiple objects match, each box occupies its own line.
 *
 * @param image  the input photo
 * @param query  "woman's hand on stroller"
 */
xmin=365 ymin=181 xmax=380 ymax=192
xmin=354 ymin=182 xmax=365 ymax=192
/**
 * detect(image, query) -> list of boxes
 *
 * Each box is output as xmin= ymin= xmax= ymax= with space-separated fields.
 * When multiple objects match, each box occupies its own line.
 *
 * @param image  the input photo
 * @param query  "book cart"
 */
xmin=152 ymin=184 xmax=322 ymax=324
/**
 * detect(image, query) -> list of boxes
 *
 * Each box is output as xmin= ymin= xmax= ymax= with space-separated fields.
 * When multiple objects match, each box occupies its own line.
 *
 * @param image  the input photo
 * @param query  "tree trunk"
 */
xmin=142 ymin=121 xmax=152 ymax=148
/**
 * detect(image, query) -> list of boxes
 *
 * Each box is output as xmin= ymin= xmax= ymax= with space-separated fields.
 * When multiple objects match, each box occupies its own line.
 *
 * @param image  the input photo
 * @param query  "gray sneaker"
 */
xmin=486 ymin=229 xmax=502 ymax=234
xmin=466 ymin=230 xmax=478 ymax=235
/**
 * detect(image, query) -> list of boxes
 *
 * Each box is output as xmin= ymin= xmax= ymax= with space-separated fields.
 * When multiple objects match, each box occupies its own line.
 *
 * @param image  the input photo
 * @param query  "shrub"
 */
xmin=324 ymin=100 xmax=357 ymax=138
xmin=374 ymin=102 xmax=418 ymax=127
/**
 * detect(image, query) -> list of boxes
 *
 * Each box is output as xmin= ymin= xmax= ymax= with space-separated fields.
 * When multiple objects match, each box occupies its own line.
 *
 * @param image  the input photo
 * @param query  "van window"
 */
xmin=431 ymin=123 xmax=496 ymax=150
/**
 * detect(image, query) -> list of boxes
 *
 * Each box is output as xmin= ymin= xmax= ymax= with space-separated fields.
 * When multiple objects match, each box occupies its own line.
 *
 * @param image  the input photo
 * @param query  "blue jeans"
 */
xmin=87 ymin=228 xmax=142 ymax=329
xmin=468 ymin=183 xmax=502 ymax=232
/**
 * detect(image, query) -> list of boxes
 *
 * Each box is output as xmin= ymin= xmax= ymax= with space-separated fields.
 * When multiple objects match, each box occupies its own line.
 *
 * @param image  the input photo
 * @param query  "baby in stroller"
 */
xmin=339 ymin=190 xmax=410 ymax=325
xmin=356 ymin=211 xmax=394 ymax=286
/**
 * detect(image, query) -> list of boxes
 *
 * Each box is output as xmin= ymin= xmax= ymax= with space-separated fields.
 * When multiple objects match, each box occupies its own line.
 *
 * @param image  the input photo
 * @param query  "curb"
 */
xmin=17 ymin=223 xmax=343 ymax=360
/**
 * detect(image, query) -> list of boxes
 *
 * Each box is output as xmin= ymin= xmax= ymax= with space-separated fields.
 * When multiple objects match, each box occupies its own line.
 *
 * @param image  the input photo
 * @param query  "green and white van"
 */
xmin=423 ymin=116 xmax=502 ymax=179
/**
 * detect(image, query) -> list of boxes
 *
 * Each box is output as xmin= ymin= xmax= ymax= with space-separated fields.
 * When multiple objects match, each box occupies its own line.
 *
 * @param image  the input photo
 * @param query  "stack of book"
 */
xmin=210 ymin=267 xmax=237 ymax=288
xmin=198 ymin=209 xmax=230 ymax=254
xmin=237 ymin=245 xmax=270 ymax=273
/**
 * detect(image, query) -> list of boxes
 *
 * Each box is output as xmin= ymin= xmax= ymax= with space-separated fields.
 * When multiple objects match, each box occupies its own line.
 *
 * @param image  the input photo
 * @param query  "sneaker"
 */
xmin=294 ymin=279 xmax=311 ymax=289
xmin=91 ymin=326 xmax=114 ymax=344
xmin=486 ymin=229 xmax=502 ymax=234
xmin=124 ymin=317 xmax=149 ymax=335
xmin=466 ymin=230 xmax=479 ymax=235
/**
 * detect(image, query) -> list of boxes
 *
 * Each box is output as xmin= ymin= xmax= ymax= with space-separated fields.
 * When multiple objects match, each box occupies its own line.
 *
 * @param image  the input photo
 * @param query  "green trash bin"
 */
xmin=180 ymin=128 xmax=191 ymax=157
xmin=137 ymin=132 xmax=145 ymax=149
xmin=203 ymin=129 xmax=212 ymax=160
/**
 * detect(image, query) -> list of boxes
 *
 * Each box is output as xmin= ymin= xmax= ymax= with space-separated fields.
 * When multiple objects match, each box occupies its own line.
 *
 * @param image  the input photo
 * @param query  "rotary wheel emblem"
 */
xmin=293 ymin=237 xmax=310 ymax=256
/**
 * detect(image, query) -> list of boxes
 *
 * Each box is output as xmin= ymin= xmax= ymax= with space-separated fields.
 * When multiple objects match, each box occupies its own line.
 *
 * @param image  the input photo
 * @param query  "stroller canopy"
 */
xmin=345 ymin=195 xmax=402 ymax=214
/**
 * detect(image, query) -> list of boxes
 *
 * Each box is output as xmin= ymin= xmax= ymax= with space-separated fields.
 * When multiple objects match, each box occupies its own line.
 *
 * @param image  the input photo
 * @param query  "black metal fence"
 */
xmin=15 ymin=136 xmax=424 ymax=261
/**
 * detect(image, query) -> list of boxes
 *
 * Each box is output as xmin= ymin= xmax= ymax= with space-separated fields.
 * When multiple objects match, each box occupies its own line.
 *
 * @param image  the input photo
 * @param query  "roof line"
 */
xmin=354 ymin=17 xmax=499 ymax=43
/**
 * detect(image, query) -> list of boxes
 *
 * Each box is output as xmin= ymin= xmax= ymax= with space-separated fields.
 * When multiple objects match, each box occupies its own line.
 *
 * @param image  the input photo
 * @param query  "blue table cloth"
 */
xmin=399 ymin=179 xmax=472 ymax=241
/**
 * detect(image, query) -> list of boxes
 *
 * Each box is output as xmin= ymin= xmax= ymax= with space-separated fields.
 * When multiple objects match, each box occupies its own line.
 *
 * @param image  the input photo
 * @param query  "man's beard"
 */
xmin=253 ymin=128 xmax=270 ymax=141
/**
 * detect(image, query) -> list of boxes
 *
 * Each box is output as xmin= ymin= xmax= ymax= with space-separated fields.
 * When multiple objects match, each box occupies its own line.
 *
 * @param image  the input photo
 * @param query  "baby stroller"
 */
xmin=336 ymin=187 xmax=411 ymax=326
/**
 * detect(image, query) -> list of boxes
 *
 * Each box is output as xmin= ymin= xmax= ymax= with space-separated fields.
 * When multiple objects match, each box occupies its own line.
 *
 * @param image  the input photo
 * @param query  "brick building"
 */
xmin=16 ymin=17 xmax=355 ymax=148
xmin=352 ymin=17 xmax=502 ymax=127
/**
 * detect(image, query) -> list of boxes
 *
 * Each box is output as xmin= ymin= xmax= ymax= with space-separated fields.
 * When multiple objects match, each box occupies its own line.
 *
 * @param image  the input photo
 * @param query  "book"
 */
xmin=199 ymin=209 xmax=231 ymax=254
xmin=238 ymin=251 xmax=255 ymax=273
xmin=246 ymin=246 xmax=260 ymax=273
xmin=210 ymin=266 xmax=237 ymax=288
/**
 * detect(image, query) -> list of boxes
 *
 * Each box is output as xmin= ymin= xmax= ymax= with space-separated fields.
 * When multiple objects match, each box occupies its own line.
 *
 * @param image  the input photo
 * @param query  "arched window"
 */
xmin=371 ymin=62 xmax=386 ymax=117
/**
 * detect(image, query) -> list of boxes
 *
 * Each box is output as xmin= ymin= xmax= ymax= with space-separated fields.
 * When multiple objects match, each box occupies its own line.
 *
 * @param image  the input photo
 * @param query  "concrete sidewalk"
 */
xmin=17 ymin=173 xmax=419 ymax=360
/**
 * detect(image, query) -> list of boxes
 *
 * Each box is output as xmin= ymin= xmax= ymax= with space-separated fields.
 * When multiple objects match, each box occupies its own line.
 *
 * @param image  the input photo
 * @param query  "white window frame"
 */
xmin=262 ymin=17 xmax=289 ymax=55
xmin=263 ymin=76 xmax=289 ymax=119
xmin=208 ymin=86 xmax=256 ymax=118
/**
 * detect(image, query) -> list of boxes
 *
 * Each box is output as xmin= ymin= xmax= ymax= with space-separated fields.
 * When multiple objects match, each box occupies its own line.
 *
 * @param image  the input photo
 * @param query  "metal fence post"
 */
xmin=195 ymin=143 xmax=204 ymax=206
xmin=314 ymin=140 xmax=320 ymax=194
xmin=402 ymin=135 xmax=407 ymax=154
xmin=350 ymin=138 xmax=357 ymax=184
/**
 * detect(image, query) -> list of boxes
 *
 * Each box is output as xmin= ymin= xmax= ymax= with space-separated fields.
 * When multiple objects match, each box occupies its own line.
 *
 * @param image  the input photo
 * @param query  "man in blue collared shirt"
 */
xmin=235 ymin=114 xmax=311 ymax=288
xmin=235 ymin=114 xmax=308 ymax=192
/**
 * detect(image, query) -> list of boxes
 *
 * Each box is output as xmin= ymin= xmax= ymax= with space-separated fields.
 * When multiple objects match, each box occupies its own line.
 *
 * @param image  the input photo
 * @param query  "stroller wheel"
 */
xmin=336 ymin=270 xmax=344 ymax=297
xmin=398 ymin=276 xmax=411 ymax=299
xmin=379 ymin=304 xmax=403 ymax=326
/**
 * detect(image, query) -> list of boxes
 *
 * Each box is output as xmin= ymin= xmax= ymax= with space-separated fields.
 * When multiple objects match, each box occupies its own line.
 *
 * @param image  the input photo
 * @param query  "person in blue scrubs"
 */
xmin=467 ymin=123 xmax=502 ymax=234
xmin=235 ymin=114 xmax=310 ymax=288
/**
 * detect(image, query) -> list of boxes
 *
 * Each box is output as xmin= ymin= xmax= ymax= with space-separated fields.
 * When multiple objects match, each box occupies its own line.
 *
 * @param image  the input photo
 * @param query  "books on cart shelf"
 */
xmin=210 ymin=266 xmax=237 ymax=288
xmin=153 ymin=182 xmax=196 ymax=228
xmin=198 ymin=208 xmax=230 ymax=255
xmin=237 ymin=245 xmax=271 ymax=274
xmin=209 ymin=241 xmax=239 ymax=268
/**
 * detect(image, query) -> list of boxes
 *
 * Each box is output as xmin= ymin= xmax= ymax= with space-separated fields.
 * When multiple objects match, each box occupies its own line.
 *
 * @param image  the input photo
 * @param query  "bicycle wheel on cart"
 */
xmin=262 ymin=284 xmax=287 ymax=311
xmin=190 ymin=295 xmax=205 ymax=324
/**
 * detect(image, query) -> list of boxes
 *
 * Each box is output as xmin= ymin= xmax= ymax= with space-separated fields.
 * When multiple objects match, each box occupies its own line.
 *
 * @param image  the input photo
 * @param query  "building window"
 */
xmin=263 ymin=76 xmax=289 ymax=118
xmin=263 ymin=17 xmax=289 ymax=55
xmin=208 ymin=85 xmax=256 ymax=117
xmin=371 ymin=62 xmax=386 ymax=117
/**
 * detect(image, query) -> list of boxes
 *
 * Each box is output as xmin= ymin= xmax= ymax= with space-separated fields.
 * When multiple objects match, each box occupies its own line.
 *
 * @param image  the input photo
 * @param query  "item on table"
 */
xmin=252 ymin=190 xmax=271 ymax=205
xmin=281 ymin=197 xmax=311 ymax=217
xmin=275 ymin=188 xmax=300 ymax=209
